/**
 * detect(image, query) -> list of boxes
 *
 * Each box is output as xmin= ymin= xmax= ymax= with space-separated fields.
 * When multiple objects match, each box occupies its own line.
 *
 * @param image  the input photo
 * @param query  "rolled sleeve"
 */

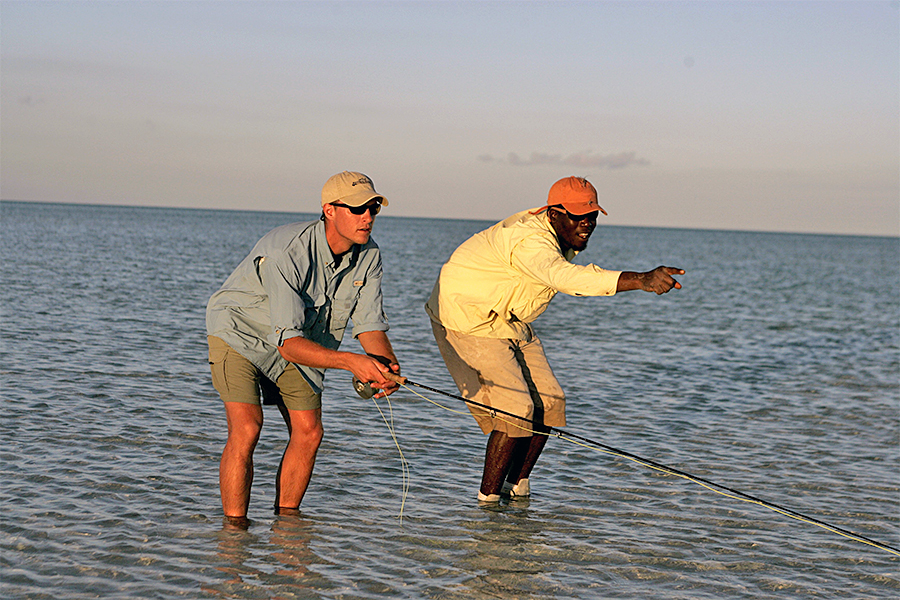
xmin=272 ymin=327 xmax=305 ymax=347
xmin=512 ymin=235 xmax=620 ymax=297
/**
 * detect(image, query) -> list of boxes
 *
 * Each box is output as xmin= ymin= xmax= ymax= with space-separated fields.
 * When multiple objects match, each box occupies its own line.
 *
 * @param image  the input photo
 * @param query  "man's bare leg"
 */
xmin=274 ymin=407 xmax=323 ymax=511
xmin=480 ymin=430 xmax=530 ymax=497
xmin=220 ymin=402 xmax=264 ymax=520
xmin=505 ymin=425 xmax=550 ymax=486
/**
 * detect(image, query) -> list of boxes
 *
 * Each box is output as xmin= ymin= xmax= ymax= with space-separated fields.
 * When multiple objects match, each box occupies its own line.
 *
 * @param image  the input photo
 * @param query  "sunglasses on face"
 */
xmin=332 ymin=202 xmax=382 ymax=216
xmin=552 ymin=208 xmax=598 ymax=223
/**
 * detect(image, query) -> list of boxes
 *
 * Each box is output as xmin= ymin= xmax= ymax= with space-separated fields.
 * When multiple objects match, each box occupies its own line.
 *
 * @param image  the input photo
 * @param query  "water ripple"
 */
xmin=2 ymin=204 xmax=898 ymax=598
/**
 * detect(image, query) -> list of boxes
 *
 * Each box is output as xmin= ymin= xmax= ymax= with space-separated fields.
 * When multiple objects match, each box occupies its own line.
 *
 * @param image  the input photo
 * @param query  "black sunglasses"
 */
xmin=332 ymin=202 xmax=381 ymax=216
xmin=551 ymin=208 xmax=598 ymax=223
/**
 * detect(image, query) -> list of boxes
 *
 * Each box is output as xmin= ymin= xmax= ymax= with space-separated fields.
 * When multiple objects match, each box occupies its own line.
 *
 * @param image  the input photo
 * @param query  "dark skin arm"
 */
xmin=616 ymin=266 xmax=685 ymax=294
xmin=545 ymin=209 xmax=685 ymax=294
xmin=277 ymin=331 xmax=401 ymax=398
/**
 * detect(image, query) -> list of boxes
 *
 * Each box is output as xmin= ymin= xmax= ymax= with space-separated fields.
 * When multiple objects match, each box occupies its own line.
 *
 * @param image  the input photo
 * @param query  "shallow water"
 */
xmin=1 ymin=201 xmax=898 ymax=598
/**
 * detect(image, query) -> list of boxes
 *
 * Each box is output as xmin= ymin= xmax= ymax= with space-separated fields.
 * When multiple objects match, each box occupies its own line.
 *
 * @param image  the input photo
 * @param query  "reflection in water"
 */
xmin=203 ymin=514 xmax=326 ymax=598
xmin=454 ymin=502 xmax=560 ymax=598
xmin=269 ymin=513 xmax=317 ymax=581
xmin=203 ymin=519 xmax=262 ymax=598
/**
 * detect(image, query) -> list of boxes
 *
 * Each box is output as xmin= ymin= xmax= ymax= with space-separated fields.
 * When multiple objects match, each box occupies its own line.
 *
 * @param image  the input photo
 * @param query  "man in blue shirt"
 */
xmin=207 ymin=171 xmax=401 ymax=524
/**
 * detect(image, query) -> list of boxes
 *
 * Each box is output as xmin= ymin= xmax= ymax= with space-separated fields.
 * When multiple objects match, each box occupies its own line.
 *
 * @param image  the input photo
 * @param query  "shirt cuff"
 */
xmin=270 ymin=327 xmax=305 ymax=347
xmin=351 ymin=322 xmax=389 ymax=339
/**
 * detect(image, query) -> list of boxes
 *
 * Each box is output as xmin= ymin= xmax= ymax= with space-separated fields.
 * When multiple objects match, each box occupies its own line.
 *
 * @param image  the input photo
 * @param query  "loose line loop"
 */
xmin=370 ymin=395 xmax=409 ymax=523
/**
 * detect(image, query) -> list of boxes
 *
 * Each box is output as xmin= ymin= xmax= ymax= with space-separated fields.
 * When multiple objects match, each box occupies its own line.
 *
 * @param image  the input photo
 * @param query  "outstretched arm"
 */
xmin=616 ymin=266 xmax=684 ymax=295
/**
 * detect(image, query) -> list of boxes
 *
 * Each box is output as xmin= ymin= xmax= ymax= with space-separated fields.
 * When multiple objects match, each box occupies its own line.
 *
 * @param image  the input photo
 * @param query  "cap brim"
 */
xmin=553 ymin=201 xmax=607 ymax=216
xmin=336 ymin=191 xmax=388 ymax=207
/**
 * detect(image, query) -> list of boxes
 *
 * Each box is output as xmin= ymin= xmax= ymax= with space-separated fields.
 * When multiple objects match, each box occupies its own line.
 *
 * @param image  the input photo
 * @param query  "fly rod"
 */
xmin=376 ymin=373 xmax=899 ymax=557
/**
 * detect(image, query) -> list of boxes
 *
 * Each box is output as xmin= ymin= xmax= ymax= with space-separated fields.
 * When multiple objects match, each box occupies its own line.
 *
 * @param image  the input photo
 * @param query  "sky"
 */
xmin=2 ymin=0 xmax=898 ymax=236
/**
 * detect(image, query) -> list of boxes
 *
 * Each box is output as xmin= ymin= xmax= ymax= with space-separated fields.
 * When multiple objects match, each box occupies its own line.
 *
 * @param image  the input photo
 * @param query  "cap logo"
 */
xmin=351 ymin=176 xmax=372 ymax=187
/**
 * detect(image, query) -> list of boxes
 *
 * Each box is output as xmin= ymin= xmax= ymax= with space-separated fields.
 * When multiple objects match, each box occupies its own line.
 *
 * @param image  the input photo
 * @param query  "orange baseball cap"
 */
xmin=543 ymin=176 xmax=607 ymax=216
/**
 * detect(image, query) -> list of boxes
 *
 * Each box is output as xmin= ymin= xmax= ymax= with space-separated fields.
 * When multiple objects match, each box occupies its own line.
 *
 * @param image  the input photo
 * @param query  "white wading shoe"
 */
xmin=478 ymin=478 xmax=531 ymax=503
xmin=502 ymin=478 xmax=530 ymax=498
xmin=477 ymin=492 xmax=501 ymax=502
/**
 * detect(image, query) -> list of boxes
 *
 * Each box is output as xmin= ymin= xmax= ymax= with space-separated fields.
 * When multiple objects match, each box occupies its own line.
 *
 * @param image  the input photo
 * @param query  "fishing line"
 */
xmin=392 ymin=376 xmax=899 ymax=557
xmin=368 ymin=393 xmax=410 ymax=523
xmin=355 ymin=377 xmax=410 ymax=522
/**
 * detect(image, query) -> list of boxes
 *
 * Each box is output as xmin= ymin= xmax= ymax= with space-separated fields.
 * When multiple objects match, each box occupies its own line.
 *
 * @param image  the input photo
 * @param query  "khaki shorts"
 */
xmin=208 ymin=336 xmax=321 ymax=411
xmin=430 ymin=321 xmax=566 ymax=438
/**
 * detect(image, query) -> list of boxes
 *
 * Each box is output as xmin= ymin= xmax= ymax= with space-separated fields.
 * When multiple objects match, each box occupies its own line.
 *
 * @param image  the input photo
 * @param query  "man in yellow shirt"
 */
xmin=425 ymin=176 xmax=683 ymax=502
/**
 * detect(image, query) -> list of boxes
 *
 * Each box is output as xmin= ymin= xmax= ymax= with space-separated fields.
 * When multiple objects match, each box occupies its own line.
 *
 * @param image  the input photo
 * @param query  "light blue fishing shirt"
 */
xmin=206 ymin=219 xmax=389 ymax=394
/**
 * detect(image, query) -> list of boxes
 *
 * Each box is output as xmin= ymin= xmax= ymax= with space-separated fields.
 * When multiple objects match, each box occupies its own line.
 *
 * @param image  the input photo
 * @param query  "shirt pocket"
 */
xmin=331 ymin=284 xmax=362 ymax=333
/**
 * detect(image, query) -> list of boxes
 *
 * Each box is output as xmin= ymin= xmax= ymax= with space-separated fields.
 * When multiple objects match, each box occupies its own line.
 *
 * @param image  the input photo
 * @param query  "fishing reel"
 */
xmin=353 ymin=369 xmax=404 ymax=399
xmin=352 ymin=376 xmax=375 ymax=399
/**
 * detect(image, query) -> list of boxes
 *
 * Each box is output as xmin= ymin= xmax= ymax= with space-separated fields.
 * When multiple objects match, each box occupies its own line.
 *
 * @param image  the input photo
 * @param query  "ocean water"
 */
xmin=1 ymin=200 xmax=897 ymax=599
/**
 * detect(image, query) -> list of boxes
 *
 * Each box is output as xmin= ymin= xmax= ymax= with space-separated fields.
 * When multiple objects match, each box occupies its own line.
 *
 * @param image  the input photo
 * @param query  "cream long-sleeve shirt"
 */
xmin=425 ymin=208 xmax=621 ymax=340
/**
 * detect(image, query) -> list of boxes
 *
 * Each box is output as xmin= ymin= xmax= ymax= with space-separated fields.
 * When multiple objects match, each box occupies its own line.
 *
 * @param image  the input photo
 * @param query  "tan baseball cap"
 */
xmin=321 ymin=171 xmax=389 ymax=207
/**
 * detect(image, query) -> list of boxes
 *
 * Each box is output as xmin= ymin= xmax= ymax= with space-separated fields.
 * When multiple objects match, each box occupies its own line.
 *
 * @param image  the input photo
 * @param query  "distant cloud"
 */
xmin=6 ymin=54 xmax=143 ymax=80
xmin=18 ymin=95 xmax=45 ymax=106
xmin=479 ymin=151 xmax=650 ymax=169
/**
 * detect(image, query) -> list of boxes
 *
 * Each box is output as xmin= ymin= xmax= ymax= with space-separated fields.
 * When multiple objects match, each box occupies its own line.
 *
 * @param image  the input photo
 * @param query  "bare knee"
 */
xmin=291 ymin=419 xmax=323 ymax=448
xmin=229 ymin=421 xmax=262 ymax=450
xmin=287 ymin=410 xmax=323 ymax=449
xmin=224 ymin=403 xmax=263 ymax=452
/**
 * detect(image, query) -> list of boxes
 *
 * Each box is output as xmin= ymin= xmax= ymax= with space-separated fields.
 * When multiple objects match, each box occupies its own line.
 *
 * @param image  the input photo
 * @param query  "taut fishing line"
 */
xmin=379 ymin=374 xmax=898 ymax=557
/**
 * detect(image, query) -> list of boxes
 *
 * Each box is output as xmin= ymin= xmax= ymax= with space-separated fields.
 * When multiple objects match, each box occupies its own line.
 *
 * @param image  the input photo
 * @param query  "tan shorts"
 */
xmin=430 ymin=321 xmax=566 ymax=438
xmin=208 ymin=336 xmax=321 ymax=411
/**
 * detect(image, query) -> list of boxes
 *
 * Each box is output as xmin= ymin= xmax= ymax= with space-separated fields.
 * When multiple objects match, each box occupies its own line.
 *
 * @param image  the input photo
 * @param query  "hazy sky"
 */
xmin=2 ymin=1 xmax=898 ymax=235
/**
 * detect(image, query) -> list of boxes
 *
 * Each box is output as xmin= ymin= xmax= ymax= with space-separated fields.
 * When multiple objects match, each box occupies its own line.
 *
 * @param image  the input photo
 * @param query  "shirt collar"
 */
xmin=534 ymin=208 xmax=578 ymax=260
xmin=314 ymin=219 xmax=361 ymax=271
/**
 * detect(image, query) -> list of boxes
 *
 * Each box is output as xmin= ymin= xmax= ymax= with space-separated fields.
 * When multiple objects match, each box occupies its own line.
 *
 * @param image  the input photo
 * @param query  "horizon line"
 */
xmin=2 ymin=198 xmax=897 ymax=239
